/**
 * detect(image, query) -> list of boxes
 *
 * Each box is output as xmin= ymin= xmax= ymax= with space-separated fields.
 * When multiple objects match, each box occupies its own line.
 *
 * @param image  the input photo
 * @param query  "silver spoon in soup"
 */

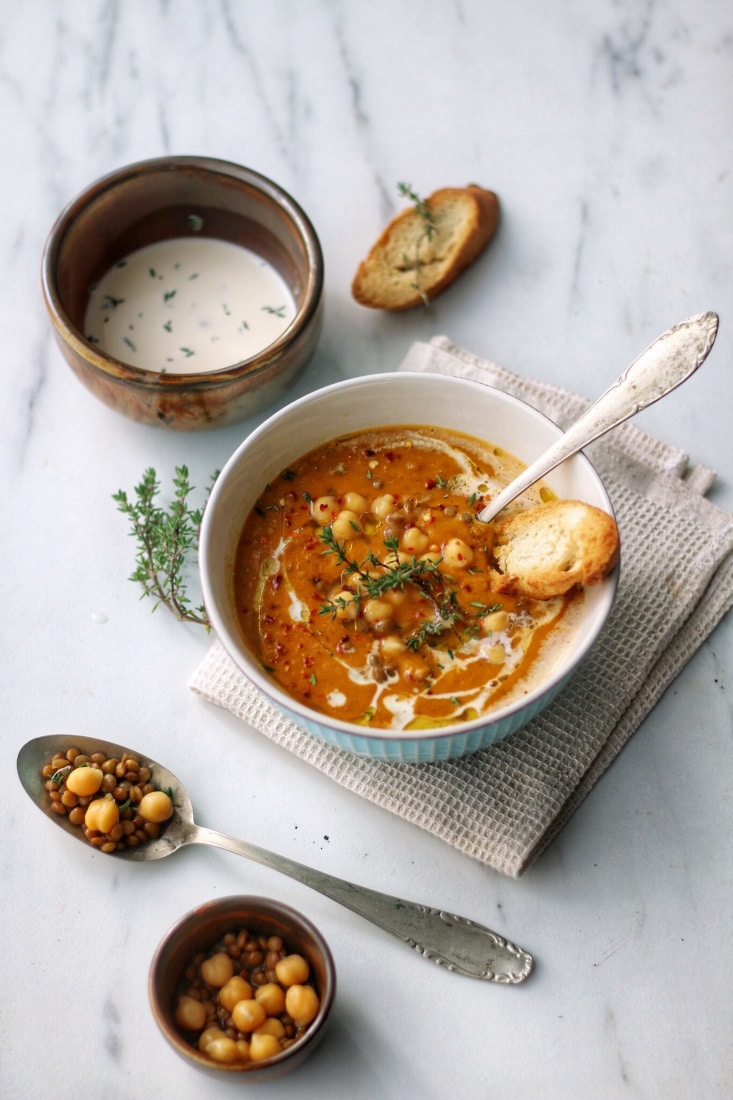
xmin=478 ymin=311 xmax=718 ymax=524
xmin=18 ymin=733 xmax=532 ymax=985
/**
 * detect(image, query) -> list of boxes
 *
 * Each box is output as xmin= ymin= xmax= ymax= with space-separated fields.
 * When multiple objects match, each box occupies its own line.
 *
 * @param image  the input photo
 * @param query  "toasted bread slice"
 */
xmin=491 ymin=500 xmax=620 ymax=599
xmin=351 ymin=185 xmax=499 ymax=310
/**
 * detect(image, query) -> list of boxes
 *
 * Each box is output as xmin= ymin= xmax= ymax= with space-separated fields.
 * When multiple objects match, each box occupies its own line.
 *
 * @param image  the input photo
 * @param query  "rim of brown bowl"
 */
xmin=148 ymin=895 xmax=336 ymax=1080
xmin=40 ymin=156 xmax=324 ymax=426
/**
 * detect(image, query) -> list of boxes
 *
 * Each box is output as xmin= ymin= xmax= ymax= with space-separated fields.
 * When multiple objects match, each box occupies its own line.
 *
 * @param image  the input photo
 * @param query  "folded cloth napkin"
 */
xmin=190 ymin=337 xmax=733 ymax=877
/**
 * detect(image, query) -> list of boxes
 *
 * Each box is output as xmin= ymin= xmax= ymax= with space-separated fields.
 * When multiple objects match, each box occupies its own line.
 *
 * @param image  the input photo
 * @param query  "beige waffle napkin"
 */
xmin=190 ymin=336 xmax=733 ymax=877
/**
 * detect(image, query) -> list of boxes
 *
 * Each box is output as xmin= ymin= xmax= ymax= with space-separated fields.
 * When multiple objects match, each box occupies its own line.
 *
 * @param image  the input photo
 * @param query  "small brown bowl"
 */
xmin=149 ymin=895 xmax=336 ymax=1081
xmin=41 ymin=156 xmax=324 ymax=430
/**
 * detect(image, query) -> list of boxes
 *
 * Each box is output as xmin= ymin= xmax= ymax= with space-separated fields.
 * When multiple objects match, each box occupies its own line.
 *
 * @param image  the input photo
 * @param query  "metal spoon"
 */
xmin=17 ymin=733 xmax=533 ymax=984
xmin=477 ymin=311 xmax=719 ymax=524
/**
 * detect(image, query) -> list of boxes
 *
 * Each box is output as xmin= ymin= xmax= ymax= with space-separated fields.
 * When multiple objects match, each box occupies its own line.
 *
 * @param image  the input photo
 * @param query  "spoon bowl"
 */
xmin=17 ymin=733 xmax=533 ymax=984
xmin=18 ymin=733 xmax=192 ymax=861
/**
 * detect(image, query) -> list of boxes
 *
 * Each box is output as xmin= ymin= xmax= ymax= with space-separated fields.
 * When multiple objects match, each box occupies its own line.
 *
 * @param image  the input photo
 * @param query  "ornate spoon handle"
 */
xmin=478 ymin=311 xmax=719 ymax=523
xmin=191 ymin=823 xmax=533 ymax=983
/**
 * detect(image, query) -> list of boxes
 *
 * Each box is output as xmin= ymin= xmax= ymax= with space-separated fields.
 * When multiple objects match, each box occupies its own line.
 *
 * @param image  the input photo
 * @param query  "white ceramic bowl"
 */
xmin=199 ymin=372 xmax=618 ymax=762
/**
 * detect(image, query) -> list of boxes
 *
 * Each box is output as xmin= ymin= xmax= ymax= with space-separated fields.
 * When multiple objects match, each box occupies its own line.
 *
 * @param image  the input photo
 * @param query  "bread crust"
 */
xmin=351 ymin=185 xmax=499 ymax=311
xmin=491 ymin=500 xmax=620 ymax=599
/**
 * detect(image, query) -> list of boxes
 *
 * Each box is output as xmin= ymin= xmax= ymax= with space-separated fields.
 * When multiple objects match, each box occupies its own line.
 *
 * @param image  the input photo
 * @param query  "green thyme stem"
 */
xmin=113 ymin=465 xmax=217 ymax=628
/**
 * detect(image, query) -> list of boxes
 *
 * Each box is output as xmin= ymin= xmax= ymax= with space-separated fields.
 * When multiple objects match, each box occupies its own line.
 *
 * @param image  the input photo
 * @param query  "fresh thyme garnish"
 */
xmin=397 ymin=181 xmax=438 ymax=306
xmin=317 ymin=526 xmax=473 ymax=652
xmin=263 ymin=304 xmax=287 ymax=317
xmin=113 ymin=466 xmax=218 ymax=627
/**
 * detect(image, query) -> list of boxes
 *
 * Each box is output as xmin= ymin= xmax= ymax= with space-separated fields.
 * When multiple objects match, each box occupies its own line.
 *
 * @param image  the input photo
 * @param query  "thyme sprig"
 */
xmin=113 ymin=466 xmax=217 ymax=627
xmin=397 ymin=181 xmax=438 ymax=306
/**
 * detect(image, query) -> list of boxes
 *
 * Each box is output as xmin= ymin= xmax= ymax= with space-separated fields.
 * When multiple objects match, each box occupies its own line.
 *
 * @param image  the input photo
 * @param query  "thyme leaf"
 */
xmin=397 ymin=181 xmax=438 ymax=306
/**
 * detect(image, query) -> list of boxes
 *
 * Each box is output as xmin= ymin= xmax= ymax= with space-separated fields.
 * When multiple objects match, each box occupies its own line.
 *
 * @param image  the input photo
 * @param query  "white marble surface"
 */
xmin=2 ymin=2 xmax=732 ymax=1097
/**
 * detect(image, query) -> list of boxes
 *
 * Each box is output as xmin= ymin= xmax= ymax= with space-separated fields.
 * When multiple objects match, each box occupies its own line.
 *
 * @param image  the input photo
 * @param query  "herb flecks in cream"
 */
xmin=85 ymin=238 xmax=296 ymax=374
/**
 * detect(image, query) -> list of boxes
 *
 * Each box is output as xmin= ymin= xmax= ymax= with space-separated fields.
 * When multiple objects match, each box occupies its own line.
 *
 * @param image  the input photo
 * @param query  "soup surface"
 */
xmin=233 ymin=426 xmax=583 ymax=730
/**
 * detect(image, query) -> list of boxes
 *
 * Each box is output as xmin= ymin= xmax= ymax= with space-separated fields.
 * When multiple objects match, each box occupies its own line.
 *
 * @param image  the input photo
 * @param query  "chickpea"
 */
xmin=199 ymin=1026 xmax=227 ymax=1052
xmin=331 ymin=588 xmax=359 ymax=621
xmin=249 ymin=1032 xmax=283 ymax=1062
xmin=138 ymin=790 xmax=174 ymax=823
xmin=310 ymin=495 xmax=339 ymax=523
xmin=402 ymin=656 xmax=431 ymax=683
xmin=274 ymin=954 xmax=310 ymax=987
xmin=481 ymin=610 xmax=508 ymax=634
xmin=484 ymin=643 xmax=506 ymax=664
xmin=200 ymin=952 xmax=235 ymax=988
xmin=207 ymin=1036 xmax=242 ymax=1064
xmin=219 ymin=975 xmax=253 ymax=1012
xmin=401 ymin=526 xmax=429 ymax=555
xmin=343 ymin=491 xmax=368 ymax=513
xmin=255 ymin=982 xmax=286 ymax=1016
xmin=420 ymin=550 xmax=443 ymax=566
xmin=236 ymin=1039 xmax=251 ymax=1062
xmin=441 ymin=537 xmax=474 ymax=568
xmin=84 ymin=796 xmax=120 ymax=834
xmin=363 ymin=598 xmax=393 ymax=624
xmin=231 ymin=998 xmax=267 ymax=1032
xmin=330 ymin=509 xmax=362 ymax=540
xmin=253 ymin=1017 xmax=286 ymax=1039
xmin=371 ymin=493 xmax=397 ymax=519
xmin=174 ymin=995 xmax=207 ymax=1032
xmin=65 ymin=766 xmax=104 ymax=797
xmin=285 ymin=984 xmax=320 ymax=1026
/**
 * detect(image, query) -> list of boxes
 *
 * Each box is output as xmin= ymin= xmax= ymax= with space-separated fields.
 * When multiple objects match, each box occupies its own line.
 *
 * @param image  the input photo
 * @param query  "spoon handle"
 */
xmin=478 ymin=311 xmax=719 ymax=523
xmin=191 ymin=823 xmax=533 ymax=983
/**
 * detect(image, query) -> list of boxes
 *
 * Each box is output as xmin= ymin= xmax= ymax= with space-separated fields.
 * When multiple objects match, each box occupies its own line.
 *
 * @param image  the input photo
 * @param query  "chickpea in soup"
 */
xmin=233 ymin=427 xmax=583 ymax=730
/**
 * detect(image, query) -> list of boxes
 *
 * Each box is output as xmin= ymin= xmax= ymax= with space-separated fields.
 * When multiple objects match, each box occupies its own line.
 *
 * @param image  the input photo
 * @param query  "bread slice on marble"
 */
xmin=351 ymin=185 xmax=499 ymax=310
xmin=491 ymin=500 xmax=620 ymax=599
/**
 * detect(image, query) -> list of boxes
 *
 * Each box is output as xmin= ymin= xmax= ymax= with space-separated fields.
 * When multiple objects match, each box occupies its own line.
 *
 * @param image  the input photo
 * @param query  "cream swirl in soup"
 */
xmin=84 ymin=237 xmax=296 ymax=374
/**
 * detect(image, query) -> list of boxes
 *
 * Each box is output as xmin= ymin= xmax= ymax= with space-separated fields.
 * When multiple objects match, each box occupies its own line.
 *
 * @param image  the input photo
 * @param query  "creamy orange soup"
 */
xmin=233 ymin=426 xmax=582 ymax=730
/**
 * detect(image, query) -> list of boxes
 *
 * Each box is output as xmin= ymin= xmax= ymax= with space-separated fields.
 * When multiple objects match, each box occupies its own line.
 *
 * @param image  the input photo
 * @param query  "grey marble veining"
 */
xmin=1 ymin=2 xmax=731 ymax=1098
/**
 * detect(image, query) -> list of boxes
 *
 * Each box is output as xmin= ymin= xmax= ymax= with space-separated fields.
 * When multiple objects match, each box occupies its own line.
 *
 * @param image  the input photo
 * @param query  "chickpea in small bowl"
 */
xmin=149 ymin=896 xmax=336 ymax=1080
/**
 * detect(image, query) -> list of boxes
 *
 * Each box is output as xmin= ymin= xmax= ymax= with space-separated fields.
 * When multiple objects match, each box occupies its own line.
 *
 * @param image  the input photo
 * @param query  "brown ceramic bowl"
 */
xmin=41 ymin=156 xmax=324 ymax=430
xmin=149 ymin=895 xmax=336 ymax=1081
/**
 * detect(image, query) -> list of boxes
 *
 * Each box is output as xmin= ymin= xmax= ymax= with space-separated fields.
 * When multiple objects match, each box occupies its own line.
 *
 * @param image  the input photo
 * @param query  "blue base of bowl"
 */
xmin=266 ymin=677 xmax=570 ymax=763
